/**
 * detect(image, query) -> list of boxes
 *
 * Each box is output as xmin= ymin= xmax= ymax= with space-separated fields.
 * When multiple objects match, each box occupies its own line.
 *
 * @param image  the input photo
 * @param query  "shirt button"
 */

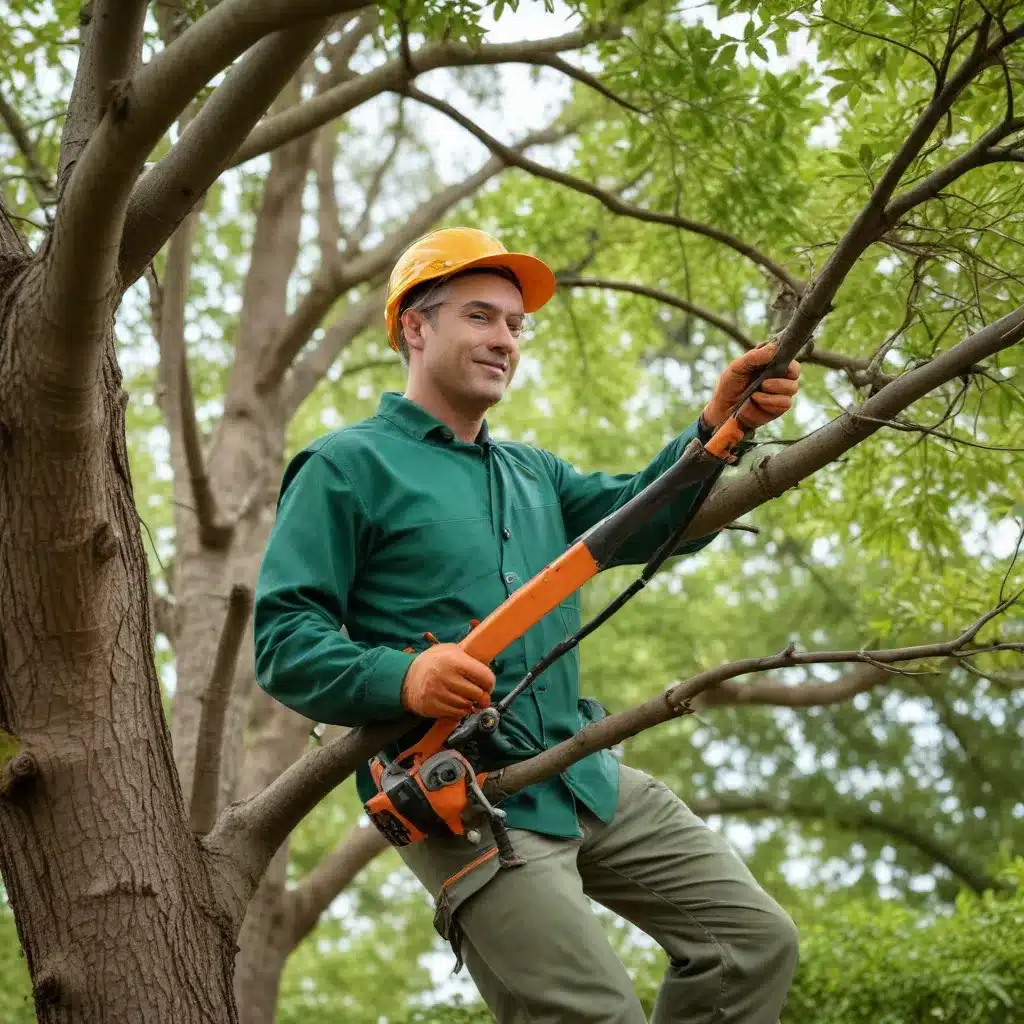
xmin=440 ymin=428 xmax=453 ymax=441
xmin=502 ymin=528 xmax=511 ymax=540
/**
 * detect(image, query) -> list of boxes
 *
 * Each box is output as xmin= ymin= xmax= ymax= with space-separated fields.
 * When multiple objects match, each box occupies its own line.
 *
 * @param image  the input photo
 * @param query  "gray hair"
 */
xmin=396 ymin=265 xmax=522 ymax=362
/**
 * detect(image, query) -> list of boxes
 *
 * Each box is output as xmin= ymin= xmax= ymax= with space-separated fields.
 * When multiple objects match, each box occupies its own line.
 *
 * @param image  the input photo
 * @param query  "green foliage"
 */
xmin=0 ymin=902 xmax=33 ymax=1024
xmin=781 ymin=868 xmax=1024 ymax=1024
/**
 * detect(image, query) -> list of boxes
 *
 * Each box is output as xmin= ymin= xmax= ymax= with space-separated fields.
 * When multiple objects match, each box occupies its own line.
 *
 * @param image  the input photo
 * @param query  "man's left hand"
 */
xmin=702 ymin=342 xmax=801 ymax=430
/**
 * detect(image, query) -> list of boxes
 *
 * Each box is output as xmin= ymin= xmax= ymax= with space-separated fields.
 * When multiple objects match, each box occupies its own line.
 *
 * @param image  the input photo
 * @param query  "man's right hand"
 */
xmin=401 ymin=643 xmax=496 ymax=719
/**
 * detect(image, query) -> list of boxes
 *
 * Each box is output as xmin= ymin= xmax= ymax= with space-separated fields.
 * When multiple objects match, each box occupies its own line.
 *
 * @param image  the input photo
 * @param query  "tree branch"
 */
xmin=56 ymin=0 xmax=148 ymax=191
xmin=532 ymin=54 xmax=646 ymax=115
xmin=833 ymin=406 xmax=1024 ymax=453
xmin=747 ymin=18 xmax=1020 ymax=395
xmin=0 ymin=89 xmax=55 ymax=212
xmin=558 ymin=274 xmax=755 ymax=349
xmin=31 ymin=0 xmax=148 ymax=410
xmin=204 ymin=718 xmax=412 ymax=900
xmin=119 ymin=20 xmax=330 ymax=289
xmin=285 ymin=823 xmax=389 ymax=946
xmin=884 ymin=116 xmax=1024 ymax=224
xmin=190 ymin=583 xmax=254 ymax=836
xmin=683 ymin=302 xmax=1024 ymax=542
xmin=322 ymin=8 xmax=381 ymax=75
xmin=159 ymin=211 xmax=234 ymax=549
xmin=151 ymin=590 xmax=179 ymax=646
xmin=691 ymin=663 xmax=892 ymax=711
xmin=229 ymin=28 xmax=617 ymax=168
xmin=557 ymin=274 xmax=892 ymax=387
xmin=486 ymin=598 xmax=1020 ymax=802
xmin=314 ymin=128 xmax=342 ymax=275
xmin=693 ymin=794 xmax=1004 ymax=894
xmin=121 ymin=1 xmax=365 ymax=167
xmin=403 ymin=85 xmax=803 ymax=293
xmin=282 ymin=283 xmax=388 ymax=416
xmin=342 ymin=106 xmax=406 ymax=254
xmin=206 ymin=586 xmax=1019 ymax=903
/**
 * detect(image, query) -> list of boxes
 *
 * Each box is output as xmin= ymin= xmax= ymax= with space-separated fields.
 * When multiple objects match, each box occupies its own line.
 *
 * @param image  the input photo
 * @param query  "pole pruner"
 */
xmin=364 ymin=342 xmax=793 ymax=867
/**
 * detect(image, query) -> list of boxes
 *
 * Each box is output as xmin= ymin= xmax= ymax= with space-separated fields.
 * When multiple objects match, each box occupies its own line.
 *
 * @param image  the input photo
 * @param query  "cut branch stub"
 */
xmin=190 ymin=583 xmax=254 ymax=836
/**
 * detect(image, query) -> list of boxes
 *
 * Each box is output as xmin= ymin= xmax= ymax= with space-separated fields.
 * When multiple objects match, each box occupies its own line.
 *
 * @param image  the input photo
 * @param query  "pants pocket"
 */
xmin=400 ymin=836 xmax=505 ymax=972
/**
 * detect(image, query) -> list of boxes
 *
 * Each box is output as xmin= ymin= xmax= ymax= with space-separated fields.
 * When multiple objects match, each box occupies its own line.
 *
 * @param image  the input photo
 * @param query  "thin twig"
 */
xmin=0 ymin=89 xmax=55 ymax=215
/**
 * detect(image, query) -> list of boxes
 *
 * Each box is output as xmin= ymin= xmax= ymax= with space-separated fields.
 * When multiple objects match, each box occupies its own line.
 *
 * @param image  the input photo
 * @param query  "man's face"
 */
xmin=404 ymin=272 xmax=525 ymax=410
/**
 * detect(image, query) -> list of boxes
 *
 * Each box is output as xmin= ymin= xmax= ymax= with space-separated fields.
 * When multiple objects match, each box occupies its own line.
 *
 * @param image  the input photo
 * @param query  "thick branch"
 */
xmin=229 ymin=29 xmax=615 ymax=167
xmin=122 ymin=1 xmax=364 ymax=164
xmin=694 ymin=795 xmax=1003 ymax=894
xmin=683 ymin=303 xmax=1024 ymax=541
xmin=404 ymin=86 xmax=802 ymax=292
xmin=190 ymin=583 xmax=254 ymax=836
xmin=204 ymin=718 xmax=413 ymax=896
xmin=486 ymin=598 xmax=1019 ymax=801
xmin=57 ymin=0 xmax=148 ymax=189
xmin=285 ymin=823 xmax=389 ymax=946
xmin=119 ymin=20 xmax=330 ymax=288
xmin=557 ymin=274 xmax=891 ymax=386
xmin=33 ymin=0 xmax=148 ymax=408
xmin=282 ymin=283 xmax=388 ymax=416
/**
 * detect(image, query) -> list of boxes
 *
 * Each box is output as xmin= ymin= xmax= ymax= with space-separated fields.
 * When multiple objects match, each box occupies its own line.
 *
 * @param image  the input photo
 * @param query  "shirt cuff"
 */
xmin=360 ymin=647 xmax=417 ymax=721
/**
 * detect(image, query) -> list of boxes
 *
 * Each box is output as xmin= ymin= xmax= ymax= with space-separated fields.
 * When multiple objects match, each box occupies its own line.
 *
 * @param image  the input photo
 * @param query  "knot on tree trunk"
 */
xmin=1 ymin=751 xmax=39 ymax=799
xmin=92 ymin=521 xmax=118 ymax=562
xmin=105 ymin=79 xmax=132 ymax=122
xmin=32 ymin=968 xmax=63 ymax=1011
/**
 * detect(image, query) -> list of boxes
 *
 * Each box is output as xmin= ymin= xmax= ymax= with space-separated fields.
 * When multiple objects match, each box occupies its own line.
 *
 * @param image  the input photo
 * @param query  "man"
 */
xmin=253 ymin=227 xmax=802 ymax=1023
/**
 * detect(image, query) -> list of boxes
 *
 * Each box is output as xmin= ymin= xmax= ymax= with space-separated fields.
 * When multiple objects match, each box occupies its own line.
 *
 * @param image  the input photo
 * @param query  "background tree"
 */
xmin=0 ymin=1 xmax=1021 ymax=1022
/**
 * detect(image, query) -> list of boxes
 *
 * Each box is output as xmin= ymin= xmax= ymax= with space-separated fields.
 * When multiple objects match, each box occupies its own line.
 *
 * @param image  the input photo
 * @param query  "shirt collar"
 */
xmin=376 ymin=391 xmax=491 ymax=446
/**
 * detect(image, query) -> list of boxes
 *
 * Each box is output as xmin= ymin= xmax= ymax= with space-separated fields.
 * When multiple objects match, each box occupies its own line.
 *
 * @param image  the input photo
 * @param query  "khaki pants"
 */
xmin=398 ymin=764 xmax=799 ymax=1023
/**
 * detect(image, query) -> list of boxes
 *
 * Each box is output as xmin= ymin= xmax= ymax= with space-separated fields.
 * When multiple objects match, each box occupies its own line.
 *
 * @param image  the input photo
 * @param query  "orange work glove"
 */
xmin=401 ymin=643 xmax=496 ymax=719
xmin=702 ymin=342 xmax=802 ymax=430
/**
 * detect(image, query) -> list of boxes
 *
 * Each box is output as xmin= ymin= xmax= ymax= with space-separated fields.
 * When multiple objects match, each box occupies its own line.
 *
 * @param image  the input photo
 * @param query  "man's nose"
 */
xmin=490 ymin=324 xmax=518 ymax=352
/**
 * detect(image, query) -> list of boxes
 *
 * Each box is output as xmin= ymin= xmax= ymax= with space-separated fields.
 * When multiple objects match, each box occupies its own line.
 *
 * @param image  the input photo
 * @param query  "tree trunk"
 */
xmin=0 ymin=302 xmax=238 ymax=1020
xmin=234 ymin=849 xmax=296 ymax=1024
xmin=232 ymin=696 xmax=313 ymax=1023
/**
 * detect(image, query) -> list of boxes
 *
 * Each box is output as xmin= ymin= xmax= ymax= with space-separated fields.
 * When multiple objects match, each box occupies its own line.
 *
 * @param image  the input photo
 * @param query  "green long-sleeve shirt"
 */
xmin=253 ymin=392 xmax=732 ymax=838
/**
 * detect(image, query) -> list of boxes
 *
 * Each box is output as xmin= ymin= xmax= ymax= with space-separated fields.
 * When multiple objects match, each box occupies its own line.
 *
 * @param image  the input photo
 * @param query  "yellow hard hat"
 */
xmin=385 ymin=227 xmax=557 ymax=351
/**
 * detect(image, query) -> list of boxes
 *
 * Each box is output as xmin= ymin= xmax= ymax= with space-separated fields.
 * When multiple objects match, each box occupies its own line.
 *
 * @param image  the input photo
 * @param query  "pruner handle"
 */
xmin=702 ymin=415 xmax=750 ymax=464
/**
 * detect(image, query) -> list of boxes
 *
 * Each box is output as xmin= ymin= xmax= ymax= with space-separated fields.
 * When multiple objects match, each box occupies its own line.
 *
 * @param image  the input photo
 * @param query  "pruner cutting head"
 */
xmin=446 ymin=704 xmax=500 ymax=751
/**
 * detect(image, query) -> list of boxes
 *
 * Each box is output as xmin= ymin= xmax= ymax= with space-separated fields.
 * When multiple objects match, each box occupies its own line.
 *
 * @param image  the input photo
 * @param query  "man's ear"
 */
xmin=401 ymin=309 xmax=428 ymax=352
